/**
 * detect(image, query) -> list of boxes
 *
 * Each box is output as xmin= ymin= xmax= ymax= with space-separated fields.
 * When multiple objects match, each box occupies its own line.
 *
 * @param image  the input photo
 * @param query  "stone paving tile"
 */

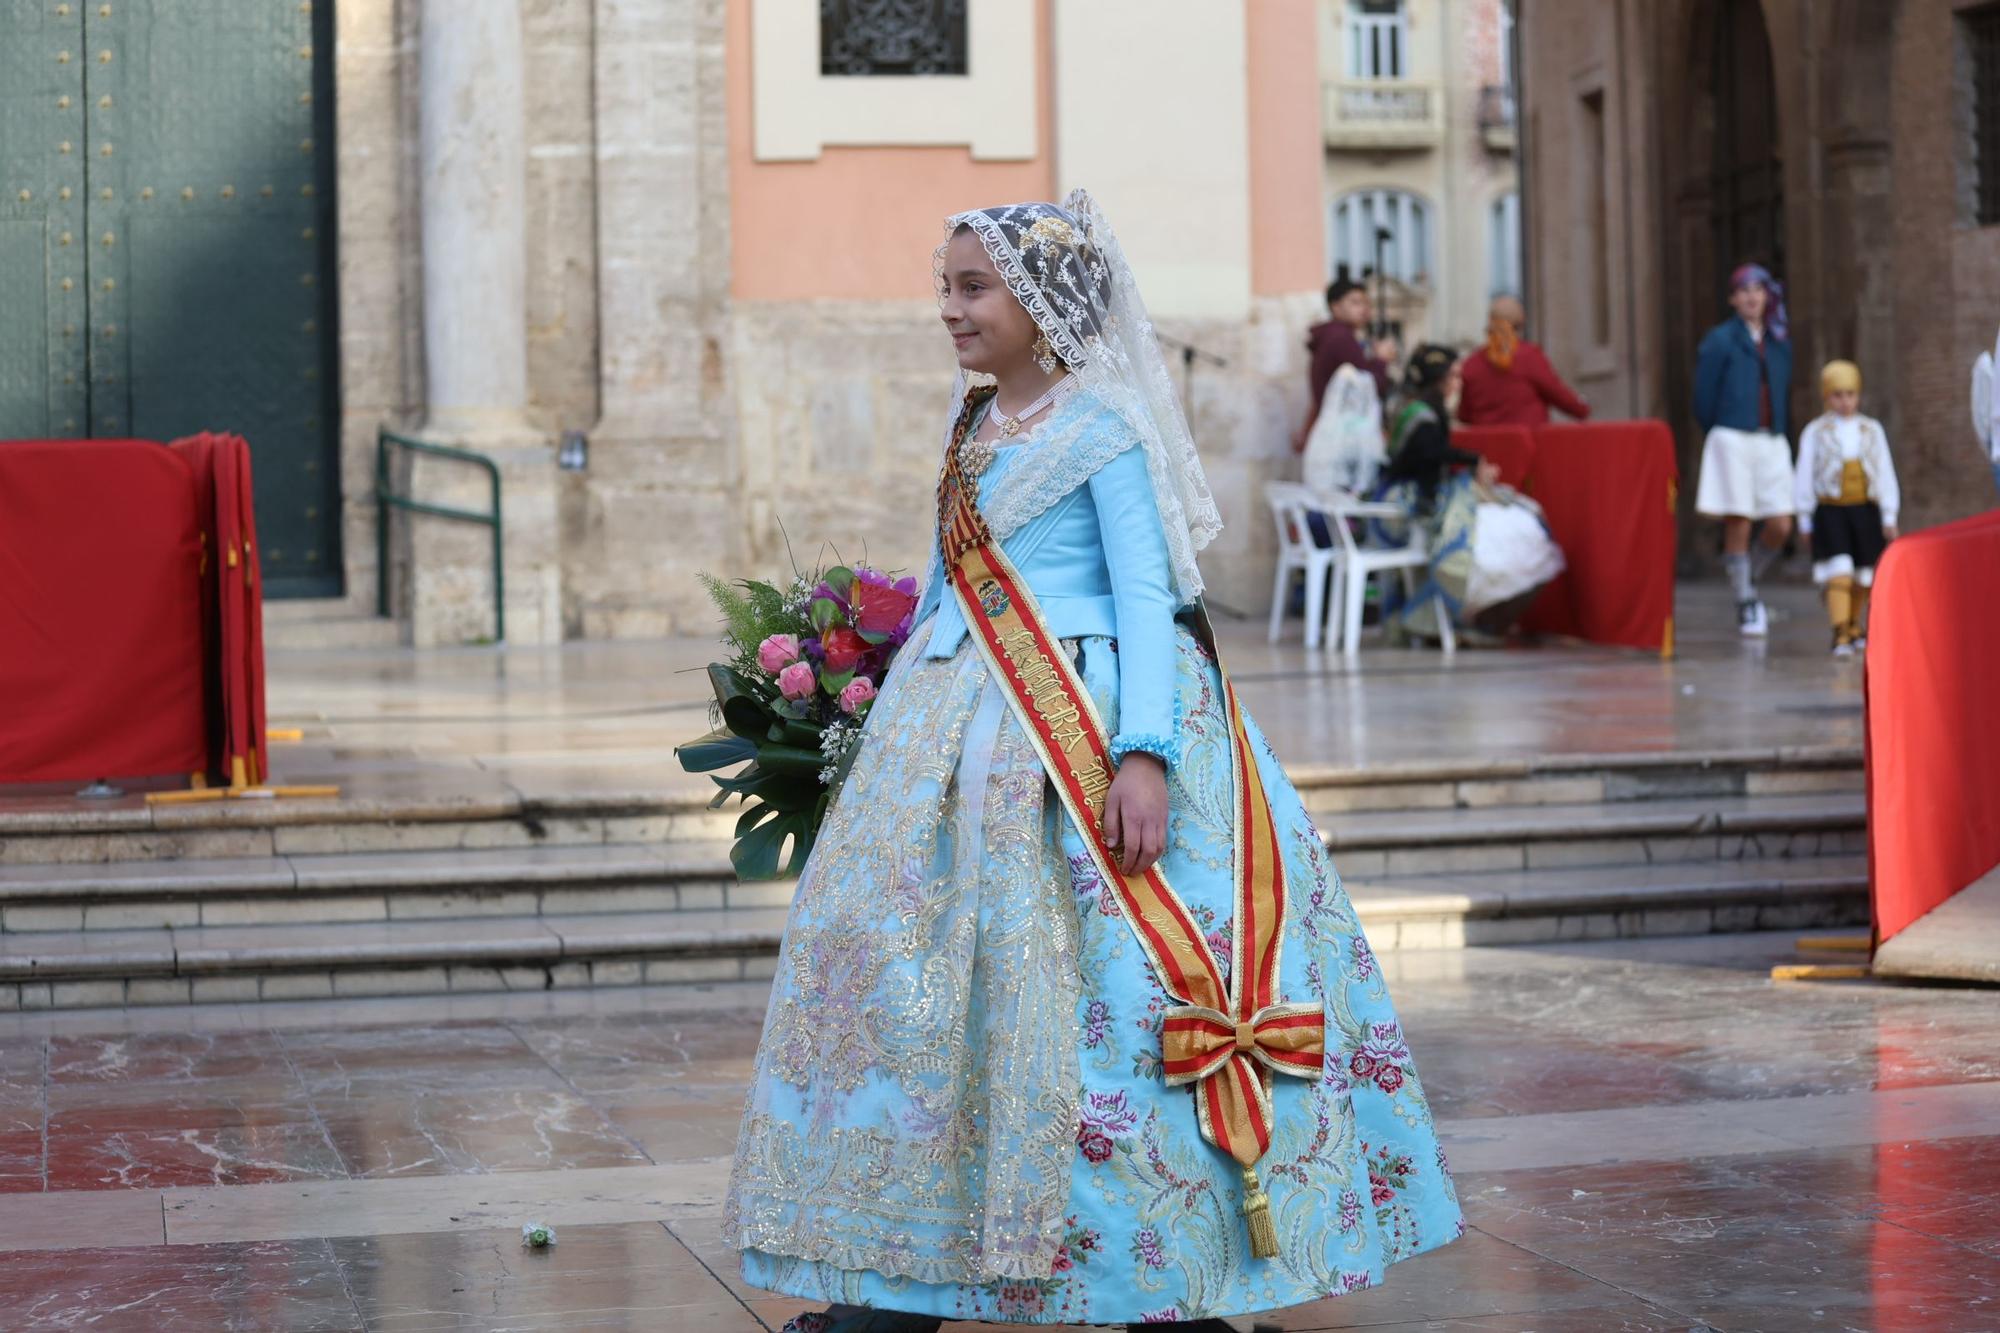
xmin=45 ymin=1119 xmax=347 ymax=1192
xmin=1460 ymin=1152 xmax=2000 ymax=1329
xmin=309 ymin=1087 xmax=650 ymax=1180
xmin=508 ymin=1008 xmax=769 ymax=1095
xmin=277 ymin=1022 xmax=567 ymax=1094
xmin=330 ymin=1221 xmax=758 ymax=1330
xmin=46 ymin=1030 xmax=293 ymax=1084
xmin=0 ymin=1236 xmax=363 ymax=1330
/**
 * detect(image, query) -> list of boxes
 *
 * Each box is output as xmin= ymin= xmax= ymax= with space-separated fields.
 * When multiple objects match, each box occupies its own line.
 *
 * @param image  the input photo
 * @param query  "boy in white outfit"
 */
xmin=1794 ymin=360 xmax=1900 ymax=656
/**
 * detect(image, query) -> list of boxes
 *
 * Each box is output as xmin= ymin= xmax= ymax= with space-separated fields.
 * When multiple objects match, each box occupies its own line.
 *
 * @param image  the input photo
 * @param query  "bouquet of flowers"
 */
xmin=676 ymin=563 xmax=919 ymax=879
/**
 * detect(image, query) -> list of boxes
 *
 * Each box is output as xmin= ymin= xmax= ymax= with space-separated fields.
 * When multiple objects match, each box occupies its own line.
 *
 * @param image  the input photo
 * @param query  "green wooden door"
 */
xmin=0 ymin=0 xmax=89 ymax=437
xmin=0 ymin=0 xmax=340 ymax=598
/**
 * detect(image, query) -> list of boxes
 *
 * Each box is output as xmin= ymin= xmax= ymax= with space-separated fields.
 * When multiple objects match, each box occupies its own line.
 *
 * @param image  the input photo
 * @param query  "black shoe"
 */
xmin=782 ymin=1310 xmax=942 ymax=1333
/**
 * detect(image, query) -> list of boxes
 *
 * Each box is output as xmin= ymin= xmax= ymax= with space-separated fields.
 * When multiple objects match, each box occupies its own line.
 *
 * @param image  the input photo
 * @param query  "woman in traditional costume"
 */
xmin=1376 ymin=346 xmax=1565 ymax=645
xmin=724 ymin=193 xmax=1462 ymax=1333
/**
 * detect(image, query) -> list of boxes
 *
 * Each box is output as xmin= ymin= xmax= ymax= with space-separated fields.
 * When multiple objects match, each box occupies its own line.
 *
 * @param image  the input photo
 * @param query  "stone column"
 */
xmin=408 ymin=0 xmax=561 ymax=645
xmin=560 ymin=0 xmax=738 ymax=639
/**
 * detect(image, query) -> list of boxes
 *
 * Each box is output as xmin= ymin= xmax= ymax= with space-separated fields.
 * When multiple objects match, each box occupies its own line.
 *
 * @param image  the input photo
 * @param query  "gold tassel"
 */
xmin=1241 ymin=1165 xmax=1279 ymax=1259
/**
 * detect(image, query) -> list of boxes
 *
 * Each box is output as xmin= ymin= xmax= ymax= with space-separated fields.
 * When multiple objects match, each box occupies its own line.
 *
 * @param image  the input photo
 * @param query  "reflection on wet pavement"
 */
xmin=0 ymin=928 xmax=1991 ymax=1329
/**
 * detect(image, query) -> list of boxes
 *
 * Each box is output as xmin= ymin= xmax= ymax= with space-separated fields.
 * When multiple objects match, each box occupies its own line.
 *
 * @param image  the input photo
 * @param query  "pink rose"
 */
xmin=777 ymin=660 xmax=817 ymax=701
xmin=757 ymin=634 xmax=801 ymax=674
xmin=1079 ymin=1132 xmax=1114 ymax=1164
xmin=837 ymin=677 xmax=877 ymax=715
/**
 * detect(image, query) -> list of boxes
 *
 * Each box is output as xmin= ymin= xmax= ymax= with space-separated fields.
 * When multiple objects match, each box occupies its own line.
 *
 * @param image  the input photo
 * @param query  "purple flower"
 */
xmin=1080 ymin=1089 xmax=1139 ymax=1139
xmin=1341 ymin=1271 xmax=1372 ymax=1293
xmin=1130 ymin=1226 xmax=1168 ymax=1270
xmin=1137 ymin=1309 xmax=1185 ymax=1324
xmin=1351 ymin=937 xmax=1376 ymax=980
xmin=1082 ymin=999 xmax=1111 ymax=1050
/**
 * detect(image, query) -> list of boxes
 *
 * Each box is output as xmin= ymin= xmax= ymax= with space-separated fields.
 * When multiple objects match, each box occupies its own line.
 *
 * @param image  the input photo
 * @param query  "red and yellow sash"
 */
xmin=937 ymin=389 xmax=1324 ymax=1258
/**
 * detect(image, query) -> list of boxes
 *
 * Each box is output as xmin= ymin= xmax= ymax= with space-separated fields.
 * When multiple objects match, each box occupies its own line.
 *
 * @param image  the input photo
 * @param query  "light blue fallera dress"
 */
xmin=725 ymin=392 xmax=1462 ymax=1325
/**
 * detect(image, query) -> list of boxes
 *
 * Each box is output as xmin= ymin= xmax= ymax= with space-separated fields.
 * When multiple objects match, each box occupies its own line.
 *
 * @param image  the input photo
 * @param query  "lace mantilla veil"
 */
xmin=929 ymin=190 xmax=1224 ymax=605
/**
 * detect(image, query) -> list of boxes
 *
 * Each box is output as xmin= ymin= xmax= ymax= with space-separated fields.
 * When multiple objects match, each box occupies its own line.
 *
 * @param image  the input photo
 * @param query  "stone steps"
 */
xmin=0 ymin=745 xmax=1871 ymax=1007
xmin=0 ymin=791 xmax=1866 ymax=935
xmin=0 ymin=747 xmax=1863 ymax=867
xmin=261 ymin=601 xmax=405 ymax=652
xmin=0 ymin=856 xmax=1867 ymax=1010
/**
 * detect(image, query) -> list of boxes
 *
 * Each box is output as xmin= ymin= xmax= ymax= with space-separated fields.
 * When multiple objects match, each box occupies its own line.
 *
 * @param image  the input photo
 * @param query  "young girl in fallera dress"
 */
xmin=723 ymin=192 xmax=1461 ymax=1333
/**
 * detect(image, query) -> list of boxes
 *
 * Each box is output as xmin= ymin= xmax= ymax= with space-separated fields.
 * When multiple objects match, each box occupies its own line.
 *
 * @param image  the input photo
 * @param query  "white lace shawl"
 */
xmin=930 ymin=190 xmax=1222 ymax=606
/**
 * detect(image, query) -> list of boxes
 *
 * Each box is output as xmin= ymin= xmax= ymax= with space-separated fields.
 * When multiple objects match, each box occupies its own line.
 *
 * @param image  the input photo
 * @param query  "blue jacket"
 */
xmin=912 ymin=393 xmax=1184 ymax=769
xmin=1694 ymin=317 xmax=1792 ymax=437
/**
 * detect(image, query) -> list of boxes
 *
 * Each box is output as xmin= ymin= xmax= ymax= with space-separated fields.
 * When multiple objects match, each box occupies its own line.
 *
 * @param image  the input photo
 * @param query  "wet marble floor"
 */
xmin=0 ymin=581 xmax=1859 ymax=817
xmin=0 ymin=929 xmax=1994 ymax=1331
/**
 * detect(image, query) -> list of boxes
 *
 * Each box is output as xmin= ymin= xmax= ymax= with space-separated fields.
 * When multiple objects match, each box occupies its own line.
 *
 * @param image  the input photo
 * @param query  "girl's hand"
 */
xmin=1103 ymin=752 xmax=1168 ymax=877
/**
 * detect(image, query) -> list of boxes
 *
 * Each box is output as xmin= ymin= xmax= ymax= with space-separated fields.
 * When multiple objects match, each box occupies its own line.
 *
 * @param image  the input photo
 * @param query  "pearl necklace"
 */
xmin=960 ymin=374 xmax=1077 ymax=477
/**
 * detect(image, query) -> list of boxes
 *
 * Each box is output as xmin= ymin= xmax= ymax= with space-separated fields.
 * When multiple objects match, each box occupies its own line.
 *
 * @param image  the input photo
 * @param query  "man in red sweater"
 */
xmin=1457 ymin=295 xmax=1591 ymax=426
xmin=1297 ymin=276 xmax=1399 ymax=449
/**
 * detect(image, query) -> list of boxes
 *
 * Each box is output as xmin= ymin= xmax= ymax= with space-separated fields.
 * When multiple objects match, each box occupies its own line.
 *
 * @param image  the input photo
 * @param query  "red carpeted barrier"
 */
xmin=0 ymin=434 xmax=268 ymax=789
xmin=0 ymin=440 xmax=209 ymax=784
xmin=1517 ymin=420 xmax=1679 ymax=654
xmin=1451 ymin=424 xmax=1537 ymax=491
xmin=1866 ymin=509 xmax=2000 ymax=946
xmin=168 ymin=433 xmax=269 ymax=789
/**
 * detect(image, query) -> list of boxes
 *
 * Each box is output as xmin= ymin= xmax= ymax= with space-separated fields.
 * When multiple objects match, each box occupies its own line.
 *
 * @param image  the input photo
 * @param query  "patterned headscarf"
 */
xmin=1730 ymin=263 xmax=1788 ymax=343
xmin=932 ymin=192 xmax=1223 ymax=605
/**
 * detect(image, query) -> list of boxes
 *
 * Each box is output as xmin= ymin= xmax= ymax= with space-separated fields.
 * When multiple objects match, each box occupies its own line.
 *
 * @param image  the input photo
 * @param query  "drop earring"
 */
xmin=1031 ymin=332 xmax=1059 ymax=375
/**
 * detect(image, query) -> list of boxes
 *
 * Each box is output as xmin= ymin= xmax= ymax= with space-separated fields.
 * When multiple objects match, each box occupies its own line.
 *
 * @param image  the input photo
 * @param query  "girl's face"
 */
xmin=939 ymin=228 xmax=1042 ymax=376
xmin=1731 ymin=283 xmax=1768 ymax=324
xmin=1827 ymin=387 xmax=1860 ymax=417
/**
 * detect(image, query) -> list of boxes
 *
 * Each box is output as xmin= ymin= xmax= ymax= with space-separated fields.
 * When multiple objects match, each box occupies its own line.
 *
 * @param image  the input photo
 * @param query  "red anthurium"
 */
xmin=852 ymin=580 xmax=918 ymax=640
xmin=820 ymin=626 xmax=869 ymax=674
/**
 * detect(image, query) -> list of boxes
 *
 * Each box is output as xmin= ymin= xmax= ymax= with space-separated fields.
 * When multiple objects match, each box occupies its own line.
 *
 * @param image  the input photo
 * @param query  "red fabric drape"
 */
xmin=1517 ymin=421 xmax=1679 ymax=654
xmin=1866 ymin=510 xmax=2000 ymax=945
xmin=1451 ymin=424 xmax=1537 ymax=490
xmin=168 ymin=433 xmax=268 ymax=789
xmin=0 ymin=440 xmax=208 ymax=783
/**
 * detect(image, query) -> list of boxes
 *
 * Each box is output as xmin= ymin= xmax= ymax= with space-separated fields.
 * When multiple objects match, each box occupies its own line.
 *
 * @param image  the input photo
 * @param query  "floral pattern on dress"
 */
xmin=736 ymin=625 xmax=1461 ymax=1323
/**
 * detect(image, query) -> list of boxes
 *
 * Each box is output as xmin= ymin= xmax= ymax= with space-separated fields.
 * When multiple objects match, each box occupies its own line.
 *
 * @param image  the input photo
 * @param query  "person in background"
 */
xmin=1298 ymin=271 xmax=1399 ymax=448
xmin=1694 ymin=263 xmax=1794 ymax=639
xmin=1456 ymin=295 xmax=1591 ymax=427
xmin=1381 ymin=346 xmax=1496 ymax=511
xmin=1794 ymin=360 xmax=1899 ymax=657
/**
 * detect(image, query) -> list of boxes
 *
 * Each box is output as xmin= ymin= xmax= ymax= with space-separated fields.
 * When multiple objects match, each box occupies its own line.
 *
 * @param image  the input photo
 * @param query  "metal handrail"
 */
xmin=375 ymin=426 xmax=504 ymax=642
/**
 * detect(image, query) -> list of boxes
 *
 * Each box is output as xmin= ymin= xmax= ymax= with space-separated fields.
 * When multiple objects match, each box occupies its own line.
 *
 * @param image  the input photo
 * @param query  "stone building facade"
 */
xmin=324 ymin=0 xmax=1334 ymax=645
xmin=1516 ymin=0 xmax=2000 ymax=548
xmin=1318 ymin=0 xmax=1522 ymax=351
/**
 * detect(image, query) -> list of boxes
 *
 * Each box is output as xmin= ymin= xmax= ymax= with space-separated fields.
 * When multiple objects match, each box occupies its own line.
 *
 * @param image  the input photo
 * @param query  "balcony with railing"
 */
xmin=1322 ymin=79 xmax=1444 ymax=151
xmin=1479 ymin=84 xmax=1517 ymax=153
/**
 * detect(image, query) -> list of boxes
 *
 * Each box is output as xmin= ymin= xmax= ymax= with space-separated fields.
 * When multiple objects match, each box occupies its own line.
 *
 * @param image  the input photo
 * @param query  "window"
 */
xmin=1347 ymin=0 xmax=1407 ymax=81
xmin=1489 ymin=191 xmax=1521 ymax=298
xmin=820 ymin=0 xmax=967 ymax=76
xmin=1964 ymin=3 xmax=2000 ymax=224
xmin=1331 ymin=189 xmax=1431 ymax=286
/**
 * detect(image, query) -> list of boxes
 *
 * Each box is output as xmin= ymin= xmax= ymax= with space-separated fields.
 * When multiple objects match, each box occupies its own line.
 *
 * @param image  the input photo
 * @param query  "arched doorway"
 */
xmin=1707 ymin=0 xmax=1785 ymax=290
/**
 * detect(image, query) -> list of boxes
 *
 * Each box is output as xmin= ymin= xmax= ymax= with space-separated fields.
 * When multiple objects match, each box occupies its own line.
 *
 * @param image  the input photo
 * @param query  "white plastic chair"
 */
xmin=1264 ymin=481 xmax=1340 ymax=650
xmin=1313 ymin=487 xmax=1456 ymax=660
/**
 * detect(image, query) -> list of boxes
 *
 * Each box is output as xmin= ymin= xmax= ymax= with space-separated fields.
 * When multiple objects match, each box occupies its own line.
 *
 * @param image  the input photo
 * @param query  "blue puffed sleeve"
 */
xmin=1087 ymin=443 xmax=1182 ymax=770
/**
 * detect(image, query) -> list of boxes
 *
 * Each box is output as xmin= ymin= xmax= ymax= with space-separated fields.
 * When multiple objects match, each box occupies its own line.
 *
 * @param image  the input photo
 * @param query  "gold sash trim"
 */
xmin=936 ymin=389 xmax=1323 ymax=1258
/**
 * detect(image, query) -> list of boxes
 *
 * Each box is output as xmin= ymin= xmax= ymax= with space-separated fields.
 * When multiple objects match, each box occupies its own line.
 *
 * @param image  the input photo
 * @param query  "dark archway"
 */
xmin=1708 ymin=0 xmax=1786 ymax=291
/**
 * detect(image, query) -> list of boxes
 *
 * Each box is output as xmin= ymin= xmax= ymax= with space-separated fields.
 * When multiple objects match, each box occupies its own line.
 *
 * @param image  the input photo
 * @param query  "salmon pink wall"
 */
xmin=1246 ymin=0 xmax=1327 ymax=296
xmin=727 ymin=0 xmax=1054 ymax=302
